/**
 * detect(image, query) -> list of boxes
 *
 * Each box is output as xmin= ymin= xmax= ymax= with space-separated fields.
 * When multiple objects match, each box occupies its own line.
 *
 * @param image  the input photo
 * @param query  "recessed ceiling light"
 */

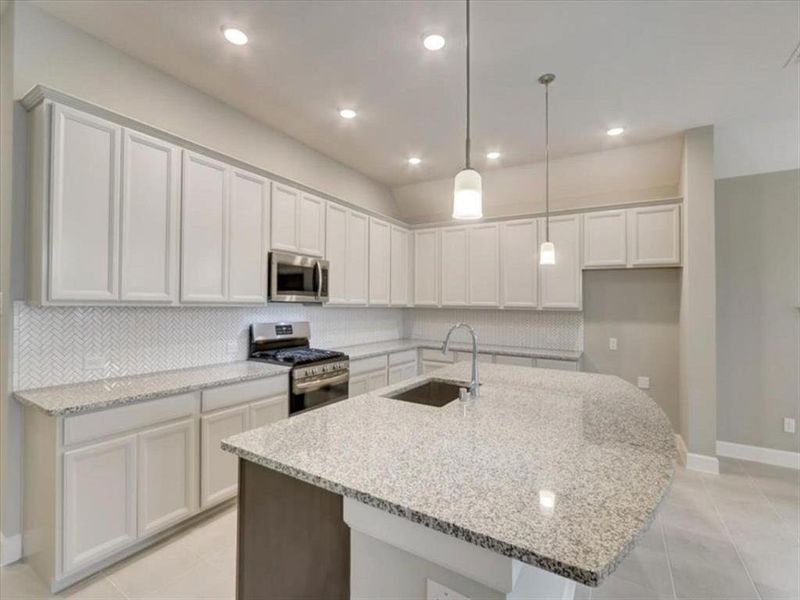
xmin=339 ymin=108 xmax=357 ymax=120
xmin=222 ymin=26 xmax=248 ymax=46
xmin=408 ymin=157 xmax=422 ymax=165
xmin=486 ymin=151 xmax=501 ymax=160
xmin=606 ymin=127 xmax=625 ymax=136
xmin=423 ymin=34 xmax=446 ymax=51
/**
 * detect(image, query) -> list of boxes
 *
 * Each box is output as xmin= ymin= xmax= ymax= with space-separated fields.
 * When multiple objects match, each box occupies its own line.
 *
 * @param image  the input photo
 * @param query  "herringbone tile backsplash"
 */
xmin=13 ymin=302 xmax=582 ymax=389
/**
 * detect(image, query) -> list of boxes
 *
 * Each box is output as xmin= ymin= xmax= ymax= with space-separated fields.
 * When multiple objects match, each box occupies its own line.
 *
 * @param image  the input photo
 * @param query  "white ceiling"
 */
xmin=33 ymin=0 xmax=799 ymax=187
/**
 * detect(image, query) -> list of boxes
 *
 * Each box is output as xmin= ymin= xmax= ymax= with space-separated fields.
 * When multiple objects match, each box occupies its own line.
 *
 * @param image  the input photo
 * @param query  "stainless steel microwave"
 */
xmin=268 ymin=252 xmax=329 ymax=303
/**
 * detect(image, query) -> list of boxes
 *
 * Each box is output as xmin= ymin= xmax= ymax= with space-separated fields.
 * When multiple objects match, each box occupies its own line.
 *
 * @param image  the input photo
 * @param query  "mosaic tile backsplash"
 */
xmin=13 ymin=302 xmax=582 ymax=389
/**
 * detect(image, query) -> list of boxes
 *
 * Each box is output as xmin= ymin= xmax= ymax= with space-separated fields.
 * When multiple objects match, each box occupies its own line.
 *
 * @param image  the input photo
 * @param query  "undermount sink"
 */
xmin=384 ymin=380 xmax=465 ymax=408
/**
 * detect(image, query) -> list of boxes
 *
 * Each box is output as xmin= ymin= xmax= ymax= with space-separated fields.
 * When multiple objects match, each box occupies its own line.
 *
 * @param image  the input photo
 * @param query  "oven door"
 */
xmin=290 ymin=371 xmax=349 ymax=415
xmin=269 ymin=252 xmax=327 ymax=303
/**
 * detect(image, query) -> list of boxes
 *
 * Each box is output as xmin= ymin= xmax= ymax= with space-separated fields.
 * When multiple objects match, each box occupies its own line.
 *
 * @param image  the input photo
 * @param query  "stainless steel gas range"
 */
xmin=248 ymin=322 xmax=349 ymax=415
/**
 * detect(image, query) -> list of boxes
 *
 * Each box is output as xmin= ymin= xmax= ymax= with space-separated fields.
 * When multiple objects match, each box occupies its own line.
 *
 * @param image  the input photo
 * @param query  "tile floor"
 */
xmin=1 ymin=458 xmax=798 ymax=600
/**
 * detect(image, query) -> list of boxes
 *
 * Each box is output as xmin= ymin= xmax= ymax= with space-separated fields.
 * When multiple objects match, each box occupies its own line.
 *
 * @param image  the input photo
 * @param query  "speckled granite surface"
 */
xmin=336 ymin=338 xmax=582 ymax=362
xmin=223 ymin=363 xmax=674 ymax=587
xmin=15 ymin=361 xmax=290 ymax=416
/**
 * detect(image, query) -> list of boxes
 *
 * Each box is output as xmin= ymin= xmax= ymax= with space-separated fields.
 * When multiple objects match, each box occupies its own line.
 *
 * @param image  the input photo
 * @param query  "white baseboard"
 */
xmin=0 ymin=532 xmax=22 ymax=566
xmin=717 ymin=440 xmax=800 ymax=470
xmin=686 ymin=452 xmax=720 ymax=474
xmin=674 ymin=434 xmax=688 ymax=465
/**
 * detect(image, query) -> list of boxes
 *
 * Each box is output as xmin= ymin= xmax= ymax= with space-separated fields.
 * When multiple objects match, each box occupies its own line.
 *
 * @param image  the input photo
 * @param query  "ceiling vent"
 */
xmin=783 ymin=40 xmax=800 ymax=68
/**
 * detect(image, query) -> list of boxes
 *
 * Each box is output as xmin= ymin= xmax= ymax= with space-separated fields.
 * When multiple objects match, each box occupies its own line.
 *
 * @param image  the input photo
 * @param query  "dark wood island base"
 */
xmin=236 ymin=459 xmax=350 ymax=600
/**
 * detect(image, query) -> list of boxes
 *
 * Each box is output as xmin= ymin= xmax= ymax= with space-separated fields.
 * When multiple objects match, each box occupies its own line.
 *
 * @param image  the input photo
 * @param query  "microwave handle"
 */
xmin=315 ymin=260 xmax=322 ymax=298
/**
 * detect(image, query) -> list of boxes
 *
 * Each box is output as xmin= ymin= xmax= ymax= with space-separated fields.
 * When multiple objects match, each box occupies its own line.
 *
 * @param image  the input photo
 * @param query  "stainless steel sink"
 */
xmin=384 ymin=380 xmax=464 ymax=408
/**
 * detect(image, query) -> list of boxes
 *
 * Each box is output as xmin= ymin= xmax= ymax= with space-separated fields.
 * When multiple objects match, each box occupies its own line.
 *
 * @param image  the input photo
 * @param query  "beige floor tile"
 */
xmin=659 ymin=502 xmax=728 ymax=540
xmin=56 ymin=575 xmax=125 ymax=600
xmin=665 ymin=527 xmax=759 ymax=599
xmin=592 ymin=574 xmax=672 ymax=599
xmin=740 ymin=546 xmax=800 ymax=600
xmin=103 ymin=536 xmax=199 ymax=598
xmin=609 ymin=545 xmax=673 ymax=596
xmin=0 ymin=563 xmax=54 ymax=599
xmin=135 ymin=563 xmax=235 ymax=600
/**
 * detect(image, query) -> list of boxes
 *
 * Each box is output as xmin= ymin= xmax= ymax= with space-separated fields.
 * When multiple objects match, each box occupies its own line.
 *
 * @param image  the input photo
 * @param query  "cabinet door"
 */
xmin=200 ymin=405 xmax=248 ymax=507
xmin=63 ymin=435 xmax=137 ymax=573
xmin=390 ymin=226 xmax=409 ymax=306
xmin=500 ymin=219 xmax=538 ymax=308
xmin=365 ymin=370 xmax=388 ymax=392
xmin=298 ymin=193 xmax=325 ymax=256
xmin=325 ymin=203 xmax=348 ymax=304
xmin=181 ymin=151 xmax=228 ymax=302
xmin=422 ymin=360 xmax=448 ymax=374
xmin=440 ymin=227 xmax=469 ymax=306
xmin=414 ymin=230 xmax=439 ymax=306
xmin=271 ymin=183 xmax=300 ymax=252
xmin=369 ymin=218 xmax=391 ymax=305
xmin=138 ymin=418 xmax=198 ymax=537
xmin=346 ymin=211 xmax=369 ymax=304
xmin=228 ymin=169 xmax=269 ymax=303
xmin=249 ymin=395 xmax=289 ymax=428
xmin=388 ymin=362 xmax=417 ymax=384
xmin=348 ymin=375 xmax=369 ymax=398
xmin=539 ymin=215 xmax=582 ymax=310
xmin=627 ymin=204 xmax=681 ymax=266
xmin=583 ymin=209 xmax=627 ymax=268
xmin=50 ymin=104 xmax=121 ymax=301
xmin=468 ymin=224 xmax=500 ymax=306
xmin=120 ymin=129 xmax=180 ymax=303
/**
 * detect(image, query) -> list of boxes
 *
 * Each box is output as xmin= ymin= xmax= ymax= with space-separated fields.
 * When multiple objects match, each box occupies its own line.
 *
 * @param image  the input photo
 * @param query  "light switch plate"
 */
xmin=427 ymin=580 xmax=470 ymax=600
xmin=637 ymin=376 xmax=650 ymax=389
xmin=609 ymin=337 xmax=618 ymax=351
xmin=785 ymin=417 xmax=796 ymax=434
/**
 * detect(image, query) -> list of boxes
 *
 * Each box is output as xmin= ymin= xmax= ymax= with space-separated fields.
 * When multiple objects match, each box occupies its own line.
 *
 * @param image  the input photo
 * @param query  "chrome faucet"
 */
xmin=442 ymin=323 xmax=480 ymax=400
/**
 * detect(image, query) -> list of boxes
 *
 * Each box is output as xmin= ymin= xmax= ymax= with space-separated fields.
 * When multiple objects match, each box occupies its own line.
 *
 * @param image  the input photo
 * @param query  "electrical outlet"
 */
xmin=83 ymin=353 xmax=106 ymax=370
xmin=226 ymin=341 xmax=238 ymax=354
xmin=427 ymin=580 xmax=470 ymax=600
xmin=637 ymin=376 xmax=650 ymax=389
xmin=785 ymin=418 xmax=796 ymax=434
xmin=609 ymin=337 xmax=618 ymax=351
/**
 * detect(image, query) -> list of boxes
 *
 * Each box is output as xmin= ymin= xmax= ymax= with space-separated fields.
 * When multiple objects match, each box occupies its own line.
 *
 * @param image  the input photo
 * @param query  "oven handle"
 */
xmin=293 ymin=371 xmax=349 ymax=393
xmin=314 ymin=260 xmax=322 ymax=298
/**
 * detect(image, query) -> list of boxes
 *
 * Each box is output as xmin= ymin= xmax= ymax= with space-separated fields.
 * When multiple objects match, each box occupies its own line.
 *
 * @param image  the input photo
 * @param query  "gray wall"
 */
xmin=716 ymin=169 xmax=800 ymax=453
xmin=583 ymin=269 xmax=681 ymax=430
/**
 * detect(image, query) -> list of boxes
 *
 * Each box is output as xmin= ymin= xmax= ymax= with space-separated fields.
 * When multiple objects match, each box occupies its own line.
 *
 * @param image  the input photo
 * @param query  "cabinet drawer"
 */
xmin=420 ymin=348 xmax=454 ymax=363
xmin=536 ymin=358 xmax=579 ymax=371
xmin=202 ymin=376 xmax=288 ymax=413
xmin=63 ymin=392 xmax=199 ymax=447
xmin=350 ymin=355 xmax=388 ymax=376
xmin=388 ymin=350 xmax=417 ymax=366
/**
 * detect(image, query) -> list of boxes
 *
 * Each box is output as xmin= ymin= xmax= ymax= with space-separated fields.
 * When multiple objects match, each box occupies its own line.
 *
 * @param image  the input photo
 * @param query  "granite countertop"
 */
xmin=335 ymin=338 xmax=583 ymax=362
xmin=223 ymin=362 xmax=675 ymax=587
xmin=14 ymin=361 xmax=291 ymax=416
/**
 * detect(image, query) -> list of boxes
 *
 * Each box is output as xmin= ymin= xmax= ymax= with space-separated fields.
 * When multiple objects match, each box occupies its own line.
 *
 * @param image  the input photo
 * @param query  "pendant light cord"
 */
xmin=544 ymin=79 xmax=549 ymax=242
xmin=465 ymin=0 xmax=471 ymax=170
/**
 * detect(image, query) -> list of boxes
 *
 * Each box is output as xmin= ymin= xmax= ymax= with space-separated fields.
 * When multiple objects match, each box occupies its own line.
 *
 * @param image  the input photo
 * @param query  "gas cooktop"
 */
xmin=251 ymin=347 xmax=346 ymax=366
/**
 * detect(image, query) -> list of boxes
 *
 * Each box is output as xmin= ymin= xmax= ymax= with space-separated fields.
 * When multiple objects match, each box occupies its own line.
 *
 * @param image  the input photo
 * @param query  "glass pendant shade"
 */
xmin=539 ymin=241 xmax=555 ymax=265
xmin=453 ymin=168 xmax=483 ymax=219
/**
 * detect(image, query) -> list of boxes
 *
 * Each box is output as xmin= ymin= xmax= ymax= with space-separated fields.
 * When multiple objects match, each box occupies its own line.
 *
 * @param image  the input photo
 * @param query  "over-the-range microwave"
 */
xmin=268 ymin=251 xmax=329 ymax=303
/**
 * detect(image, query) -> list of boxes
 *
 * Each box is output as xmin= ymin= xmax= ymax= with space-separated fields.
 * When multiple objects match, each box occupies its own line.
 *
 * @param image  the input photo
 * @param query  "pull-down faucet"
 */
xmin=442 ymin=323 xmax=480 ymax=400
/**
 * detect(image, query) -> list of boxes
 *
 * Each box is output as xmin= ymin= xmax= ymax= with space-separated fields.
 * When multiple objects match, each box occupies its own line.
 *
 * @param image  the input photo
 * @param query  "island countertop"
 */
xmin=222 ymin=363 xmax=675 ymax=587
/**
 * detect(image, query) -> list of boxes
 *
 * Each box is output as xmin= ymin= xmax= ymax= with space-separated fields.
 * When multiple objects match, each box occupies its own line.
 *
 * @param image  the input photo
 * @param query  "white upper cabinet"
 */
xmin=369 ymin=218 xmax=391 ymax=305
xmin=325 ymin=202 xmax=348 ymax=304
xmin=346 ymin=211 xmax=369 ymax=304
xmin=49 ymin=105 xmax=121 ymax=302
xmin=468 ymin=224 xmax=500 ymax=307
xmin=270 ymin=183 xmax=300 ymax=252
xmin=228 ymin=169 xmax=270 ymax=303
xmin=539 ymin=215 xmax=582 ymax=310
xmin=500 ymin=219 xmax=539 ymax=308
xmin=414 ymin=229 xmax=439 ymax=306
xmin=270 ymin=185 xmax=324 ymax=256
xmin=390 ymin=225 xmax=410 ymax=306
xmin=440 ymin=226 xmax=469 ymax=306
xmin=583 ymin=209 xmax=627 ymax=268
xmin=627 ymin=204 xmax=681 ymax=266
xmin=181 ymin=151 xmax=229 ymax=303
xmin=120 ymin=130 xmax=180 ymax=303
xmin=298 ymin=193 xmax=326 ymax=256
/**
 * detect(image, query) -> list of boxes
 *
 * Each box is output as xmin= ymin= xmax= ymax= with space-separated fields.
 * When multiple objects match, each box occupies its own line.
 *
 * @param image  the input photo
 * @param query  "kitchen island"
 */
xmin=222 ymin=362 xmax=675 ymax=599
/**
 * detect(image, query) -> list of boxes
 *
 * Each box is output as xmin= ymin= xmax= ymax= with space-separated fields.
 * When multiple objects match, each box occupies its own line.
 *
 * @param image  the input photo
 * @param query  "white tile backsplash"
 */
xmin=13 ymin=302 xmax=582 ymax=390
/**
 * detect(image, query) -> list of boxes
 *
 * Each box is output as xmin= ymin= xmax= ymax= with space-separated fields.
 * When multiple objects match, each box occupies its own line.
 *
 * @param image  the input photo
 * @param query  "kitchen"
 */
xmin=0 ymin=1 xmax=798 ymax=599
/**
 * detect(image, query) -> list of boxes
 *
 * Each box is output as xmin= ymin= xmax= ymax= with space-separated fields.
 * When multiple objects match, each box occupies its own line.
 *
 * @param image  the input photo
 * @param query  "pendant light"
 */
xmin=452 ymin=0 xmax=483 ymax=219
xmin=538 ymin=73 xmax=556 ymax=265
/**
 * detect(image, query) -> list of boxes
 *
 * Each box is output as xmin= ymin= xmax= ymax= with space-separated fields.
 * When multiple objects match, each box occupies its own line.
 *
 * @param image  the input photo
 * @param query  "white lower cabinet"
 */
xmin=388 ymin=362 xmax=417 ymax=384
xmin=348 ymin=376 xmax=369 ymax=397
xmin=138 ymin=418 xmax=198 ymax=537
xmin=422 ymin=360 xmax=448 ymax=374
xmin=349 ymin=370 xmax=388 ymax=397
xmin=63 ymin=435 xmax=138 ymax=573
xmin=250 ymin=395 xmax=289 ymax=428
xmin=200 ymin=405 xmax=249 ymax=508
